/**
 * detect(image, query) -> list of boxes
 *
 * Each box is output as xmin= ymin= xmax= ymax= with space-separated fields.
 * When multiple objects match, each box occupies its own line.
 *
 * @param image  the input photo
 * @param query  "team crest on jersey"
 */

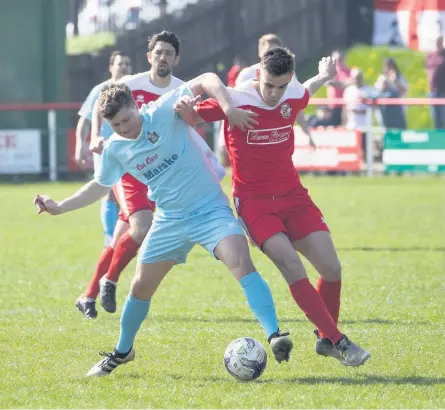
xmin=136 ymin=94 xmax=145 ymax=103
xmin=280 ymin=103 xmax=291 ymax=119
xmin=146 ymin=131 xmax=160 ymax=144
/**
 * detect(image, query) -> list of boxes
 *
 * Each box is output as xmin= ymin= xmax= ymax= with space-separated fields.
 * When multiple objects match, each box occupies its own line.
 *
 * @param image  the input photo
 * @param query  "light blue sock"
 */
xmin=100 ymin=200 xmax=119 ymax=246
xmin=239 ymin=271 xmax=279 ymax=339
xmin=116 ymin=295 xmax=151 ymax=353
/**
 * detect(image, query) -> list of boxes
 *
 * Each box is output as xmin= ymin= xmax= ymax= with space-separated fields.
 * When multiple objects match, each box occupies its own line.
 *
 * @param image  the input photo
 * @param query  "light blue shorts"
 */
xmin=139 ymin=194 xmax=245 ymax=265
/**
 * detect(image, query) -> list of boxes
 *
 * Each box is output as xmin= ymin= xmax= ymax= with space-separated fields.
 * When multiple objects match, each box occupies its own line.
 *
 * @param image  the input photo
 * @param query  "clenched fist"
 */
xmin=318 ymin=56 xmax=337 ymax=81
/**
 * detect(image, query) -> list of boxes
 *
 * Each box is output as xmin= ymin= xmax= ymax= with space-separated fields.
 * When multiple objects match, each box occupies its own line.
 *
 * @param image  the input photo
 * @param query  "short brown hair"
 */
xmin=259 ymin=34 xmax=282 ymax=49
xmin=261 ymin=47 xmax=295 ymax=76
xmin=109 ymin=50 xmax=127 ymax=65
xmin=99 ymin=83 xmax=135 ymax=120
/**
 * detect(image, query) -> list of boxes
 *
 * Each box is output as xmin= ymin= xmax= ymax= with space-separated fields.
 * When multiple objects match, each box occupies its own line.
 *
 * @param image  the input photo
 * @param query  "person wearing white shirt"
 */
xmin=343 ymin=68 xmax=375 ymax=159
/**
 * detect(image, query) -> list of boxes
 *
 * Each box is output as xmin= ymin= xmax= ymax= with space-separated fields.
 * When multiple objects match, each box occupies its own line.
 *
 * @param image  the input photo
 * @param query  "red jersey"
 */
xmin=196 ymin=79 xmax=309 ymax=197
xmin=120 ymin=72 xmax=184 ymax=105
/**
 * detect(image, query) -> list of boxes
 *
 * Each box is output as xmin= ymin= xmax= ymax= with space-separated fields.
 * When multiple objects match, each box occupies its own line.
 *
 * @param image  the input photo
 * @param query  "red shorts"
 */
xmin=112 ymin=173 xmax=155 ymax=223
xmin=234 ymin=190 xmax=329 ymax=247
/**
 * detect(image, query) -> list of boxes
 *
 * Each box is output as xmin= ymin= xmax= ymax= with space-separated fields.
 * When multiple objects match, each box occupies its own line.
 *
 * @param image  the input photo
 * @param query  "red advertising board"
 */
xmin=293 ymin=128 xmax=362 ymax=171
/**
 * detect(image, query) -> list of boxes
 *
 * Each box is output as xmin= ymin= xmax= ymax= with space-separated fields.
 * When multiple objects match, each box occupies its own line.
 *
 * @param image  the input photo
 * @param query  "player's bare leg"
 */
xmin=99 ymin=209 xmax=153 ymax=313
xmin=109 ymin=219 xmax=132 ymax=248
xmin=292 ymin=231 xmax=343 ymax=359
xmin=214 ymin=234 xmax=293 ymax=363
xmin=88 ymin=259 xmax=174 ymax=377
xmin=263 ymin=232 xmax=370 ymax=366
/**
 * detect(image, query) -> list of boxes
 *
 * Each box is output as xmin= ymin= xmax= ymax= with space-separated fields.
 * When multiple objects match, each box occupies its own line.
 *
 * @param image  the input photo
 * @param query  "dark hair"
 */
xmin=109 ymin=50 xmax=127 ymax=65
xmin=260 ymin=47 xmax=295 ymax=76
xmin=384 ymin=57 xmax=401 ymax=76
xmin=99 ymin=83 xmax=135 ymax=120
xmin=148 ymin=30 xmax=180 ymax=55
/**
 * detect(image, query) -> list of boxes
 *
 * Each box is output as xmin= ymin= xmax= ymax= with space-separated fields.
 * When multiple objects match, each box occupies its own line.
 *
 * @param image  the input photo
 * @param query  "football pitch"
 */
xmin=1 ymin=175 xmax=444 ymax=408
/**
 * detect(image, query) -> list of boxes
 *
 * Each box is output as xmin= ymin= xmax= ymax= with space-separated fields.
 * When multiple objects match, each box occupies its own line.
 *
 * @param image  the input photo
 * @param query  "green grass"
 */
xmin=66 ymin=31 xmax=116 ymax=55
xmin=309 ymin=45 xmax=433 ymax=129
xmin=1 ymin=176 xmax=444 ymax=408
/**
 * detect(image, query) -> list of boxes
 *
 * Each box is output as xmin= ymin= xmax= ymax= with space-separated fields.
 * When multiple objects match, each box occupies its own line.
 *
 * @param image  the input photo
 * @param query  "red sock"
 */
xmin=104 ymin=232 xmax=140 ymax=283
xmin=316 ymin=278 xmax=341 ymax=329
xmin=84 ymin=246 xmax=114 ymax=299
xmin=289 ymin=278 xmax=342 ymax=344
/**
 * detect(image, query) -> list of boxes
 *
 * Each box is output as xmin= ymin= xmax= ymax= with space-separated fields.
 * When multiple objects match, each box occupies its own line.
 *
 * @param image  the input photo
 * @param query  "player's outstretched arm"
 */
xmin=90 ymin=100 xmax=105 ymax=154
xmin=303 ymin=56 xmax=337 ymax=96
xmin=187 ymin=73 xmax=258 ymax=131
xmin=34 ymin=181 xmax=111 ymax=216
xmin=296 ymin=111 xmax=315 ymax=148
xmin=75 ymin=116 xmax=90 ymax=167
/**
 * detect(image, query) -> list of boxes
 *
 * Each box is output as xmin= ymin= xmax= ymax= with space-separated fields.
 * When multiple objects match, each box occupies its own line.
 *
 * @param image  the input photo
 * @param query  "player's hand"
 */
xmin=89 ymin=136 xmax=105 ymax=154
xmin=75 ymin=143 xmax=89 ymax=168
xmin=318 ymin=56 xmax=337 ymax=81
xmin=34 ymin=194 xmax=62 ymax=215
xmin=174 ymin=95 xmax=202 ymax=125
xmin=224 ymin=107 xmax=259 ymax=131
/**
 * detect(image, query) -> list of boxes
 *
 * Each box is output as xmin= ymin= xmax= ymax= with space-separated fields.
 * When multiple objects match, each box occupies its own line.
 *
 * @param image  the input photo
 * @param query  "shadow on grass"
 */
xmin=200 ymin=375 xmax=445 ymax=386
xmin=261 ymin=375 xmax=445 ymax=386
xmin=338 ymin=246 xmax=445 ymax=252
xmin=152 ymin=315 xmax=428 ymax=326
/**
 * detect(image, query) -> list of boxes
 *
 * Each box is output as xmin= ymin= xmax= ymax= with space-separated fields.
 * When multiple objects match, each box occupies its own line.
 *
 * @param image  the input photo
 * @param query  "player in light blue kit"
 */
xmin=34 ymin=73 xmax=293 ymax=377
xmin=75 ymin=50 xmax=132 ymax=245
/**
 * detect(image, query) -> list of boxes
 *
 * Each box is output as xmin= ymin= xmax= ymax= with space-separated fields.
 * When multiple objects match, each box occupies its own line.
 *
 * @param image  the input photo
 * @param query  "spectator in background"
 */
xmin=343 ymin=68 xmax=375 ymax=160
xmin=325 ymin=50 xmax=351 ymax=126
xmin=308 ymin=106 xmax=332 ymax=127
xmin=382 ymin=57 xmax=408 ymax=124
xmin=426 ymin=35 xmax=445 ymax=129
xmin=374 ymin=74 xmax=406 ymax=130
xmin=432 ymin=49 xmax=445 ymax=129
xmin=383 ymin=57 xmax=408 ymax=99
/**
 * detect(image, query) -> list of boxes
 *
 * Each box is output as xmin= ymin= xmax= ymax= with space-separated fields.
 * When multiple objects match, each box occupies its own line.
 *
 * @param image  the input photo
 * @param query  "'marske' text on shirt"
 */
xmin=143 ymin=154 xmax=178 ymax=181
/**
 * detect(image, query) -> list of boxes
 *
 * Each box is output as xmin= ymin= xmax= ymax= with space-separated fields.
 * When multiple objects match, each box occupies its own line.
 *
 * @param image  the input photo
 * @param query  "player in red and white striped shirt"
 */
xmin=175 ymin=47 xmax=371 ymax=366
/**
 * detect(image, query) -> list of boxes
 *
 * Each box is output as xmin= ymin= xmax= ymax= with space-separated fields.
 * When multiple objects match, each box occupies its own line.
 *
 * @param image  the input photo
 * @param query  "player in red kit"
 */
xmin=174 ymin=47 xmax=371 ymax=367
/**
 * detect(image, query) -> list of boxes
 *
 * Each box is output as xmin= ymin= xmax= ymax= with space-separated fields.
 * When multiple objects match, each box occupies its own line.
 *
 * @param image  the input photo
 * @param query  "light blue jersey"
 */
xmin=79 ymin=79 xmax=115 ymax=140
xmin=78 ymin=80 xmax=109 ymax=121
xmin=95 ymin=84 xmax=223 ymax=215
xmin=94 ymin=84 xmax=243 ymax=264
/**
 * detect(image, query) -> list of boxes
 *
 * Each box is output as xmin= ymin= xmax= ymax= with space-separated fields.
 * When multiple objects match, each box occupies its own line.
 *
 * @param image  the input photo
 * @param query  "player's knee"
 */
xmin=234 ymin=252 xmax=256 ymax=277
xmin=130 ymin=222 xmax=151 ymax=243
xmin=267 ymin=251 xmax=307 ymax=284
xmin=223 ymin=246 xmax=256 ymax=280
xmin=129 ymin=275 xmax=151 ymax=300
xmin=320 ymin=259 xmax=342 ymax=281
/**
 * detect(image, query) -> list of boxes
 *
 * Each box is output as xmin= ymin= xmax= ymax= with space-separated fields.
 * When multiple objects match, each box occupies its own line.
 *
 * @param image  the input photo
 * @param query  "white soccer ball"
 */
xmin=223 ymin=337 xmax=267 ymax=381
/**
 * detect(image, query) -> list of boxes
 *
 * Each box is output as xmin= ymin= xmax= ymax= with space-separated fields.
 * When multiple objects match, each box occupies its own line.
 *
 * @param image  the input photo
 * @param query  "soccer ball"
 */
xmin=223 ymin=337 xmax=267 ymax=381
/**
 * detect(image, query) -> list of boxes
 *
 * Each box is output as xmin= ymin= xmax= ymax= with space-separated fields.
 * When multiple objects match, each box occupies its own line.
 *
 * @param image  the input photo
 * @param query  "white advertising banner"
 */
xmin=0 ymin=130 xmax=42 ymax=174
